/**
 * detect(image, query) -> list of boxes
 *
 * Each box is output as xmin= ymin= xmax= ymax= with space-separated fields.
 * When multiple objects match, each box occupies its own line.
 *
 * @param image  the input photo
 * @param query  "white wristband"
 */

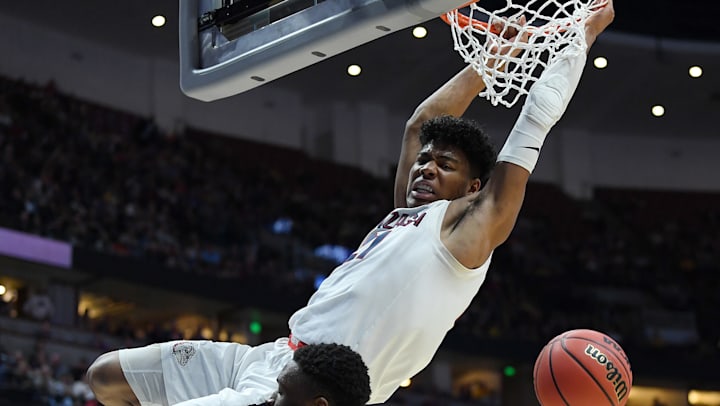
xmin=497 ymin=48 xmax=588 ymax=172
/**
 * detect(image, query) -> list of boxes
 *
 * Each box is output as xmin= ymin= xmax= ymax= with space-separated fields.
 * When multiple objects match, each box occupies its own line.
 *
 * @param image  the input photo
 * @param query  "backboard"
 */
xmin=179 ymin=0 xmax=470 ymax=101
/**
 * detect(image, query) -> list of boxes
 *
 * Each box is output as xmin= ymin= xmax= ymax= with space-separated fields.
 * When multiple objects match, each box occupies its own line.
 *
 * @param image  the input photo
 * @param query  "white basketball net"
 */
xmin=446 ymin=0 xmax=606 ymax=108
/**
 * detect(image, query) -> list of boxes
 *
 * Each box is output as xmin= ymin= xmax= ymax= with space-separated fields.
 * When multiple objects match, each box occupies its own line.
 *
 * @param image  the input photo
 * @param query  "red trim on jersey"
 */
xmin=288 ymin=334 xmax=306 ymax=351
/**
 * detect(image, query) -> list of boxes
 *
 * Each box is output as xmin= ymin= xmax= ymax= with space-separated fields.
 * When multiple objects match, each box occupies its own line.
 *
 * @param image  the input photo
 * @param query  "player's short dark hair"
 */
xmin=419 ymin=115 xmax=497 ymax=186
xmin=294 ymin=343 xmax=371 ymax=406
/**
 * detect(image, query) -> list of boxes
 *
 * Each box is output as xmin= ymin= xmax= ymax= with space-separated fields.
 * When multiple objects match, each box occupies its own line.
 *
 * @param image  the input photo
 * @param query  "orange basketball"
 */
xmin=533 ymin=329 xmax=633 ymax=406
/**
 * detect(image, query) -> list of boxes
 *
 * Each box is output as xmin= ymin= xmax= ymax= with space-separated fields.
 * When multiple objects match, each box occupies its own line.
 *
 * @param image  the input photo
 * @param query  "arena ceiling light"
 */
xmin=689 ymin=65 xmax=703 ymax=78
xmin=593 ymin=56 xmax=608 ymax=69
xmin=651 ymin=105 xmax=665 ymax=117
xmin=152 ymin=15 xmax=167 ymax=27
xmin=347 ymin=64 xmax=362 ymax=76
xmin=412 ymin=26 xmax=428 ymax=38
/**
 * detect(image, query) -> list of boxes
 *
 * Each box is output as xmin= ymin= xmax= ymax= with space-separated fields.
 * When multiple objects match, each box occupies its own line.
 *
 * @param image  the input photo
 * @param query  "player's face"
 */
xmin=406 ymin=142 xmax=480 ymax=207
xmin=272 ymin=360 xmax=327 ymax=406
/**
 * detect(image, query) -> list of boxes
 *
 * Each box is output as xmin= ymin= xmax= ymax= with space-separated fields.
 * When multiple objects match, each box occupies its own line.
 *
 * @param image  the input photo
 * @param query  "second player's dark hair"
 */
xmin=294 ymin=343 xmax=371 ymax=406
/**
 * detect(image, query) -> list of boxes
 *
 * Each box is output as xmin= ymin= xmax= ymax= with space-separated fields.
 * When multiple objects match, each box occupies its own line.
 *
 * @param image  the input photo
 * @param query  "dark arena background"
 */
xmin=0 ymin=1 xmax=719 ymax=405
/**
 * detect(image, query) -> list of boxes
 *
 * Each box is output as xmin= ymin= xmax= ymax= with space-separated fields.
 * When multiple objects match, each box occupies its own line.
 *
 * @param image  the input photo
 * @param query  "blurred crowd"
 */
xmin=1 ymin=75 xmax=719 ymax=403
xmin=0 ymin=343 xmax=95 ymax=406
xmin=453 ymin=184 xmax=720 ymax=355
xmin=0 ymin=76 xmax=387 ymax=282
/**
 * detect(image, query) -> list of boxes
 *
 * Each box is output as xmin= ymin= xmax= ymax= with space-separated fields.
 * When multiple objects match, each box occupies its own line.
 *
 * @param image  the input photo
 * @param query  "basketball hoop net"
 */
xmin=443 ymin=0 xmax=607 ymax=108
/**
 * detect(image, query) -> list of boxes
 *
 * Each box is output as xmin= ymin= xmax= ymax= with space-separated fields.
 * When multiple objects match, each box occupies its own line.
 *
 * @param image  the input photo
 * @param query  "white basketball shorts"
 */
xmin=119 ymin=337 xmax=293 ymax=406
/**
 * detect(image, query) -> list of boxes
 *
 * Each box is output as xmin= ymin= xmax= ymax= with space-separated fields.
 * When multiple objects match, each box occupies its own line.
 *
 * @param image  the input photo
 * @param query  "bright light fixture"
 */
xmin=651 ymin=105 xmax=665 ymax=117
xmin=347 ymin=64 xmax=362 ymax=76
xmin=400 ymin=378 xmax=412 ymax=388
xmin=152 ymin=15 xmax=166 ymax=27
xmin=689 ymin=65 xmax=703 ymax=78
xmin=593 ymin=56 xmax=608 ymax=69
xmin=412 ymin=26 xmax=428 ymax=38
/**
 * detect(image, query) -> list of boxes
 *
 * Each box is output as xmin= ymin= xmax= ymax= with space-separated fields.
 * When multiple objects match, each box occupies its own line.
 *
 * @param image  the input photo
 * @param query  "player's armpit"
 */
xmin=441 ymin=162 xmax=529 ymax=269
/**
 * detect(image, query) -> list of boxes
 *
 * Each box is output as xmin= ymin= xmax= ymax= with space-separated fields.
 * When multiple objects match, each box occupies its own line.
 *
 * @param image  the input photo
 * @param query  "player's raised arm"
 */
xmin=443 ymin=0 xmax=615 ymax=268
xmin=393 ymin=17 xmax=529 ymax=208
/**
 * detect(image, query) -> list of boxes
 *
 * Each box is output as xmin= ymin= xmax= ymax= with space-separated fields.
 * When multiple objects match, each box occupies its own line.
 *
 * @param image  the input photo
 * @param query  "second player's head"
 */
xmin=405 ymin=115 xmax=497 ymax=207
xmin=272 ymin=343 xmax=370 ymax=406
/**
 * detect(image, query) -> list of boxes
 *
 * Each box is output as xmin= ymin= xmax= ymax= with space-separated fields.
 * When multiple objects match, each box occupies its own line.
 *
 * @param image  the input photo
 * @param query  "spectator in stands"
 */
xmin=23 ymin=289 xmax=54 ymax=322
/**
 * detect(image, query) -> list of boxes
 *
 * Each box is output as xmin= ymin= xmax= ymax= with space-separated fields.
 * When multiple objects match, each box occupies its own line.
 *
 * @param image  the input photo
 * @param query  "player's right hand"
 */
xmin=585 ymin=0 xmax=615 ymax=47
xmin=486 ymin=15 xmax=530 ymax=69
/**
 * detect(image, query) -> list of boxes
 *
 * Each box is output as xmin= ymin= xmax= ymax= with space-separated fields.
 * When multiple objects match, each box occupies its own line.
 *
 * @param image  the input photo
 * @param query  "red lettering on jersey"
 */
xmin=381 ymin=210 xmax=427 ymax=229
xmin=396 ymin=214 xmax=411 ymax=227
xmin=412 ymin=212 xmax=426 ymax=227
xmin=382 ymin=212 xmax=400 ymax=229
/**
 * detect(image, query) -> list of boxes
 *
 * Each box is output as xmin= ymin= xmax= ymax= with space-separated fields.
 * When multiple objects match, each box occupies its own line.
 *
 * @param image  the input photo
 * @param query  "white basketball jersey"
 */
xmin=288 ymin=200 xmax=492 ymax=404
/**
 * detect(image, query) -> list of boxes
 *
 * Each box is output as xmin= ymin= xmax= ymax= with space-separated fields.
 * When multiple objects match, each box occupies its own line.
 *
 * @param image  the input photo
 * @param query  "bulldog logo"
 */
xmin=172 ymin=342 xmax=197 ymax=367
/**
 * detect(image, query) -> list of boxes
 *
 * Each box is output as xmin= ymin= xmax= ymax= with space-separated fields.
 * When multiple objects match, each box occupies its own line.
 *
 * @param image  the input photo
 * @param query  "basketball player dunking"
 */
xmin=87 ymin=2 xmax=615 ymax=405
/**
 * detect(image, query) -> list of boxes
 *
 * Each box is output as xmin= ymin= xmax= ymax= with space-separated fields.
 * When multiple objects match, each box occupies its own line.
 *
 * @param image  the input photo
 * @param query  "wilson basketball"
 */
xmin=533 ymin=329 xmax=633 ymax=406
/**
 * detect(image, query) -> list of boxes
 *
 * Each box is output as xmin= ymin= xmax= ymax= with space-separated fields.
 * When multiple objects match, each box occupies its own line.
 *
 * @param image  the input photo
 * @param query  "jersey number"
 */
xmin=345 ymin=230 xmax=390 ymax=261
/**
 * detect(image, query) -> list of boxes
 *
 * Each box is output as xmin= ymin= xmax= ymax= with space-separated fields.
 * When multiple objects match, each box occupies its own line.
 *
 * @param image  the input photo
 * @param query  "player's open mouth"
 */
xmin=411 ymin=183 xmax=434 ymax=199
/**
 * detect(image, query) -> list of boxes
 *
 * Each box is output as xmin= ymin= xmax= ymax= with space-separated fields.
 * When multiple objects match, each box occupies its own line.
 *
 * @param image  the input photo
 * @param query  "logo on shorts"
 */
xmin=172 ymin=342 xmax=197 ymax=367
